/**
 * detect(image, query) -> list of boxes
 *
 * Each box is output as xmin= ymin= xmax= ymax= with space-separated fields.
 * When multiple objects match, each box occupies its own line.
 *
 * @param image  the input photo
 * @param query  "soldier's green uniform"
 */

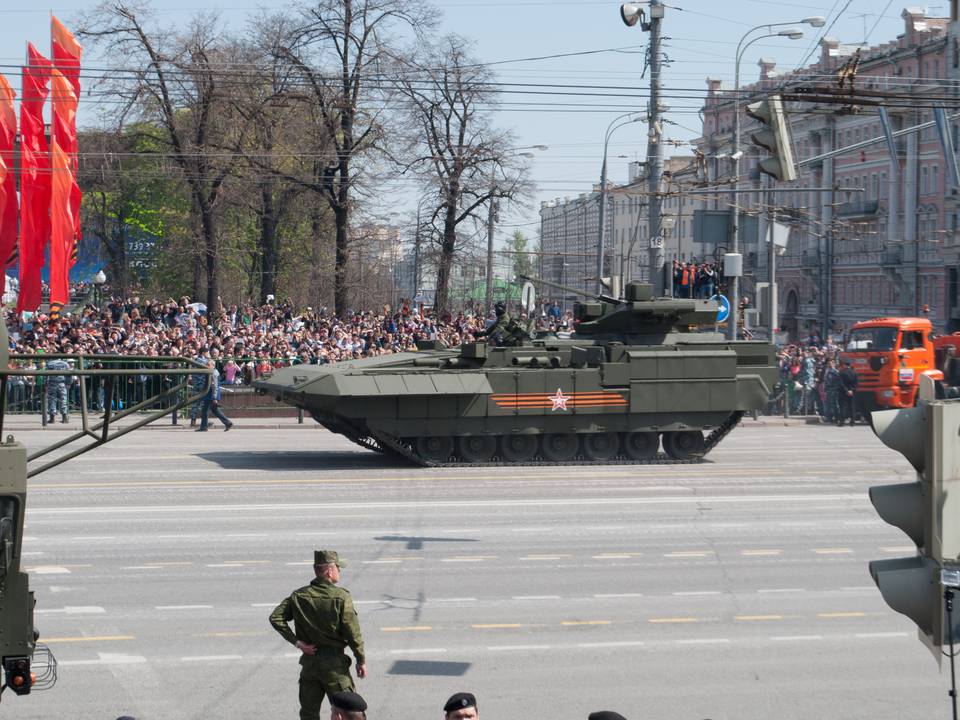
xmin=270 ymin=551 xmax=365 ymax=720
xmin=476 ymin=302 xmax=511 ymax=346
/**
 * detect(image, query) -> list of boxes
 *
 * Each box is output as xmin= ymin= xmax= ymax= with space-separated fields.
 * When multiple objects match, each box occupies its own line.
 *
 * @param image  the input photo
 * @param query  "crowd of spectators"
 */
xmin=773 ymin=337 xmax=856 ymax=421
xmin=672 ymin=260 xmax=721 ymax=299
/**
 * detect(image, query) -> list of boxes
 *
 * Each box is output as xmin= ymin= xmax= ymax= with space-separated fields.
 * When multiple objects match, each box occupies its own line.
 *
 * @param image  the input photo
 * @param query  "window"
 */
xmin=932 ymin=166 xmax=939 ymax=194
xmin=901 ymin=330 xmax=925 ymax=350
xmin=922 ymin=166 xmax=929 ymax=194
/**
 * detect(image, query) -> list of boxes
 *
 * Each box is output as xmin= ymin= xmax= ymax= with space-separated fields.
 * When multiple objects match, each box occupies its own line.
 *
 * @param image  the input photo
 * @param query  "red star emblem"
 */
xmin=550 ymin=387 xmax=570 ymax=411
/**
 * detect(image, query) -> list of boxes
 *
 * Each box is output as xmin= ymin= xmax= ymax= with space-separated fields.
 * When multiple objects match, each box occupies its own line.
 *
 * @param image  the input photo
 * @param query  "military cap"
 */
xmin=330 ymin=691 xmax=367 ymax=712
xmin=314 ymin=549 xmax=346 ymax=567
xmin=588 ymin=713 xmax=627 ymax=720
xmin=443 ymin=692 xmax=477 ymax=713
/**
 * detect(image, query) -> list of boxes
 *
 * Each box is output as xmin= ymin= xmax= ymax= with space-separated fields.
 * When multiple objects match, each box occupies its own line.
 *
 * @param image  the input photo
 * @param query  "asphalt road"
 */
xmin=4 ymin=418 xmax=948 ymax=719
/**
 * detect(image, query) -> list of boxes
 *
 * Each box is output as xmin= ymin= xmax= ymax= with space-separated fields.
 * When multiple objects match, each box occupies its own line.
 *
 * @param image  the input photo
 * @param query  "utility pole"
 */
xmin=646 ymin=0 xmax=666 ymax=295
xmin=485 ymin=190 xmax=496 ymax=313
xmin=412 ymin=205 xmax=422 ymax=300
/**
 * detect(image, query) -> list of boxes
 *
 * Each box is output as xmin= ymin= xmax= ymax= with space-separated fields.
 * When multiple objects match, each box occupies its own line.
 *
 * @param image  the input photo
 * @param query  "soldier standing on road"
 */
xmin=443 ymin=692 xmax=478 ymax=720
xmin=270 ymin=550 xmax=367 ymax=720
xmin=838 ymin=359 xmax=859 ymax=427
xmin=823 ymin=359 xmax=841 ymax=423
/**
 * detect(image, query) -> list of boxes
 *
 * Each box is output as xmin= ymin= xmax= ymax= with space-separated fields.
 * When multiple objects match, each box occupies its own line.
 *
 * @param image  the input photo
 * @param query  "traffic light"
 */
xmin=745 ymin=94 xmax=798 ymax=182
xmin=868 ymin=394 xmax=960 ymax=660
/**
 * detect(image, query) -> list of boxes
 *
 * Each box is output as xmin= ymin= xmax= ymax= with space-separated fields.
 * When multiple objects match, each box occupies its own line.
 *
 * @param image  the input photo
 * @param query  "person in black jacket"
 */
xmin=838 ymin=360 xmax=859 ymax=426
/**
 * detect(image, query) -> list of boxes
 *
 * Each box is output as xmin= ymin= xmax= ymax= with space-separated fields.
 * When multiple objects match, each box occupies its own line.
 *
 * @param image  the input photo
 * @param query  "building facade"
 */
xmin=699 ymin=6 xmax=959 ymax=340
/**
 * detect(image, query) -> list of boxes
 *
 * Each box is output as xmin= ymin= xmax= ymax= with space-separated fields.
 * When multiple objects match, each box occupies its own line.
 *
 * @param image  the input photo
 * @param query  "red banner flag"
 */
xmin=49 ymin=71 xmax=76 ymax=308
xmin=16 ymin=43 xmax=52 ymax=314
xmin=49 ymin=140 xmax=73 ymax=311
xmin=52 ymin=15 xmax=82 ymax=265
xmin=0 ymin=75 xmax=16 ymax=292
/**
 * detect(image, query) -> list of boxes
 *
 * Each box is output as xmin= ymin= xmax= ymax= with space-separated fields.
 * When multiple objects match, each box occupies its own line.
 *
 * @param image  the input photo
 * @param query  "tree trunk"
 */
xmin=198 ymin=194 xmax=219 ymax=312
xmin=310 ymin=206 xmax=323 ymax=307
xmin=259 ymin=180 xmax=278 ymax=304
xmin=333 ymin=201 xmax=350 ymax=317
xmin=434 ymin=203 xmax=458 ymax=316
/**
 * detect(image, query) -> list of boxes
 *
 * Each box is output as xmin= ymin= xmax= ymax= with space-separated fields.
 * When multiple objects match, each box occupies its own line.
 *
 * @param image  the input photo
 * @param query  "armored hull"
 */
xmin=254 ymin=284 xmax=778 ymax=466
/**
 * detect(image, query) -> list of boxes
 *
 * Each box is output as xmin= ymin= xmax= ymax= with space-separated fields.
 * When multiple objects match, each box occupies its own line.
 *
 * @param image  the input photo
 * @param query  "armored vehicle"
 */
xmin=254 ymin=281 xmax=778 ymax=465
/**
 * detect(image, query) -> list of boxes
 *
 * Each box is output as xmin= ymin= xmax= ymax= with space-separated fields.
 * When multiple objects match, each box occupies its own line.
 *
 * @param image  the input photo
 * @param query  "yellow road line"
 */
xmin=735 ymin=615 xmax=784 ymax=621
xmin=472 ymin=623 xmax=523 ymax=629
xmin=740 ymin=550 xmax=782 ymax=556
xmin=648 ymin=617 xmax=700 ymax=624
xmin=593 ymin=553 xmax=642 ymax=559
xmin=813 ymin=548 xmax=854 ymax=554
xmin=818 ymin=612 xmax=866 ymax=619
xmin=143 ymin=562 xmax=193 ymax=566
xmin=44 ymin=635 xmax=135 ymax=643
xmin=665 ymin=551 xmax=712 ymax=558
xmin=880 ymin=546 xmax=915 ymax=553
xmin=381 ymin=626 xmax=432 ymax=632
xmin=561 ymin=620 xmax=611 ymax=626
xmin=521 ymin=555 xmax=572 ymax=560
xmin=442 ymin=556 xmax=497 ymax=562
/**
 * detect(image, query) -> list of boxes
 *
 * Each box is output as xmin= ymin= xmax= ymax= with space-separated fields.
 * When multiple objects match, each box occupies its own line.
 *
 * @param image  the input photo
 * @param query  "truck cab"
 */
xmin=841 ymin=317 xmax=942 ymax=411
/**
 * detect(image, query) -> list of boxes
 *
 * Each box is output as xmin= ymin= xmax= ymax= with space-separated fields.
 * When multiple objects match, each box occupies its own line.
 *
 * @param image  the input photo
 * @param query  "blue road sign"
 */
xmin=712 ymin=294 xmax=730 ymax=323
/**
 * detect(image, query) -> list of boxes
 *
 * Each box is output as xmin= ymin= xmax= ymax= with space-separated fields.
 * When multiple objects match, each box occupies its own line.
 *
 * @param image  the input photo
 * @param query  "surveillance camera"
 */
xmin=730 ymin=150 xmax=744 ymax=160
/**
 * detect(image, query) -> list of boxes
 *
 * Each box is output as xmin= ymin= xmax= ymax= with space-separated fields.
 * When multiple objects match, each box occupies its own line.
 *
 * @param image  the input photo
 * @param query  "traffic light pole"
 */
xmin=646 ymin=0 xmax=665 ymax=296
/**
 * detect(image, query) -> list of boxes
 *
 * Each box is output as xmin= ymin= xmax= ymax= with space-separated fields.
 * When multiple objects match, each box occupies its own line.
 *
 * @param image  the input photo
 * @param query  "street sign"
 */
xmin=711 ymin=294 xmax=730 ymax=323
xmin=649 ymin=236 xmax=663 ymax=249
xmin=521 ymin=281 xmax=536 ymax=313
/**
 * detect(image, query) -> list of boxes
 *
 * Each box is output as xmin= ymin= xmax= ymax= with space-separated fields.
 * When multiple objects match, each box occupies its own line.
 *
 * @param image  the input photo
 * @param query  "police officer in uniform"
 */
xmin=45 ymin=358 xmax=71 ymax=424
xmin=838 ymin=359 xmax=859 ymax=427
xmin=270 ymin=550 xmax=367 ymax=720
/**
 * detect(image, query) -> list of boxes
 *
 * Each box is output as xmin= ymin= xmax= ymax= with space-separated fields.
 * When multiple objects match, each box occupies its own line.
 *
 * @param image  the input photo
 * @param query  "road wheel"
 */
xmin=414 ymin=435 xmax=454 ymax=463
xmin=456 ymin=435 xmax=497 ymax=463
xmin=499 ymin=434 xmax=537 ymax=462
xmin=582 ymin=432 xmax=620 ymax=461
xmin=540 ymin=433 xmax=579 ymax=462
xmin=623 ymin=432 xmax=659 ymax=460
xmin=662 ymin=430 xmax=706 ymax=460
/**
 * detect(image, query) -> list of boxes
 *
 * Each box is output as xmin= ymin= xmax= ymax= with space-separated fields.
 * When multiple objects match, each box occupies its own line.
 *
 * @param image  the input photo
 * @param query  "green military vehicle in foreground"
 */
xmin=254 ymin=281 xmax=778 ymax=466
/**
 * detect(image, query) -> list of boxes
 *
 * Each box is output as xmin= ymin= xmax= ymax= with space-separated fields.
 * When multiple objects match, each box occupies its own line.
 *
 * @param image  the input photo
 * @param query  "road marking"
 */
xmin=381 ymin=626 xmax=432 ymax=632
xmin=156 ymin=605 xmax=213 ymax=611
xmin=577 ymin=640 xmax=645 ymax=649
xmin=513 ymin=595 xmax=560 ymax=601
xmin=182 ymin=655 xmax=243 ymax=662
xmin=845 ymin=520 xmax=881 ymax=526
xmin=648 ymin=617 xmax=700 ymax=624
xmin=592 ymin=553 xmax=643 ymax=559
xmin=676 ymin=638 xmax=730 ymax=645
xmin=225 ymin=534 xmax=268 ymax=539
xmin=487 ymin=644 xmax=551 ymax=651
xmin=841 ymin=586 xmax=875 ymax=592
xmin=736 ymin=615 xmax=784 ymax=622
xmin=673 ymin=591 xmax=721 ymax=597
xmin=389 ymin=648 xmax=448 ymax=655
xmin=144 ymin=562 xmax=193 ymax=567
xmin=224 ymin=560 xmax=270 ymax=565
xmin=881 ymin=546 xmax=915 ymax=553
xmin=594 ymin=593 xmax=643 ymax=599
xmin=772 ymin=635 xmax=823 ymax=642
xmin=521 ymin=554 xmax=572 ymax=560
xmin=779 ymin=522 xmax=817 ymax=527
xmin=363 ymin=560 xmax=403 ymax=565
xmin=157 ymin=534 xmax=200 ymax=539
xmin=442 ymin=556 xmax=497 ymax=563
xmin=709 ymin=523 xmax=748 ymax=528
xmin=561 ymin=620 xmax=611 ymax=626
xmin=472 ymin=623 xmax=523 ymax=629
xmin=813 ymin=548 xmax=854 ymax=554
xmin=251 ymin=603 xmax=277 ymax=608
xmin=286 ymin=562 xmax=313 ymax=566
xmin=43 ymin=635 xmax=135 ymax=643
xmin=122 ymin=566 xmax=163 ymax=571
xmin=757 ymin=588 xmax=804 ymax=594
xmin=73 ymin=536 xmax=115 ymax=541
xmin=206 ymin=563 xmax=245 ymax=568
xmin=818 ymin=612 xmax=866 ymax=619
xmin=35 ymin=606 xmax=105 ymax=615
xmin=60 ymin=655 xmax=147 ymax=666
xmin=28 ymin=566 xmax=71 ymax=575
xmin=665 ymin=551 xmax=712 ymax=558
xmin=198 ymin=632 xmax=264 ymax=638
xmin=429 ymin=597 xmax=477 ymax=603
xmin=740 ymin=550 xmax=782 ymax=556
xmin=856 ymin=632 xmax=910 ymax=639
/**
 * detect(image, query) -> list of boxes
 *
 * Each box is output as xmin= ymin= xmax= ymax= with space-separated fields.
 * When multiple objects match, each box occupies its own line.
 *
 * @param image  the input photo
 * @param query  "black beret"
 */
xmin=443 ymin=692 xmax=477 ymax=713
xmin=588 ymin=713 xmax=627 ymax=720
xmin=330 ymin=691 xmax=367 ymax=712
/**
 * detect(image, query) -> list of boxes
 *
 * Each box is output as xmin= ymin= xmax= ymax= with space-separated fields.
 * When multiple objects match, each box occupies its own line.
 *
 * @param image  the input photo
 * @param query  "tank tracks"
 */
xmin=362 ymin=411 xmax=745 ymax=467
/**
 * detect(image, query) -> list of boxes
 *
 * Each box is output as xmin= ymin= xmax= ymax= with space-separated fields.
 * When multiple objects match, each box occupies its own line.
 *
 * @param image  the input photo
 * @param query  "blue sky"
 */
xmin=0 ymin=0 xmax=916 ymax=241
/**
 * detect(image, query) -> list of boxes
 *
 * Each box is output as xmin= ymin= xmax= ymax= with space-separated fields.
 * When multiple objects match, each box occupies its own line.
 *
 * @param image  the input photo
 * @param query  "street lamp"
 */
xmin=93 ymin=270 xmax=106 ymax=309
xmin=597 ymin=113 xmax=644 ymax=294
xmin=727 ymin=17 xmax=821 ymax=340
xmin=485 ymin=145 xmax=547 ymax=313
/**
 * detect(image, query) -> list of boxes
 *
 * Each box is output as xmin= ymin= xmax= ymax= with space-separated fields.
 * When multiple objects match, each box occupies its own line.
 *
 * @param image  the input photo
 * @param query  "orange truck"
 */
xmin=840 ymin=317 xmax=960 ymax=412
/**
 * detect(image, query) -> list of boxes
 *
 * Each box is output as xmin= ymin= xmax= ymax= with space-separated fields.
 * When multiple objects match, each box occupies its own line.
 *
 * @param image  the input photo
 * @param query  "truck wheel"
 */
xmin=540 ymin=433 xmax=579 ymax=462
xmin=662 ymin=431 xmax=705 ymax=460
xmin=583 ymin=432 xmax=620 ymax=461
xmin=456 ymin=435 xmax=496 ymax=463
xmin=414 ymin=436 xmax=454 ymax=463
xmin=623 ymin=432 xmax=659 ymax=460
xmin=500 ymin=434 xmax=537 ymax=462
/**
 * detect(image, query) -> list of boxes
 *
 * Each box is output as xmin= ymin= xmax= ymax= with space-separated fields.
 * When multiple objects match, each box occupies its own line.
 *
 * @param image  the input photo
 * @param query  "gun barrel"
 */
xmin=520 ymin=275 xmax=624 ymax=305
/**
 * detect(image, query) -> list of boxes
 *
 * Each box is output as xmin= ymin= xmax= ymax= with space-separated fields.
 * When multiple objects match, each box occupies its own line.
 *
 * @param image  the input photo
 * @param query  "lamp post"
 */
xmin=93 ymin=270 xmax=106 ymax=309
xmin=728 ymin=15 xmax=824 ymax=339
xmin=597 ymin=113 xmax=643 ymax=295
xmin=485 ymin=145 xmax=547 ymax=313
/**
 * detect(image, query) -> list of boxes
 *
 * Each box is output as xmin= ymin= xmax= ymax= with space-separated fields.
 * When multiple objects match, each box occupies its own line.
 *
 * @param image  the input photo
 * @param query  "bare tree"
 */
xmin=396 ymin=35 xmax=530 ymax=316
xmin=271 ymin=0 xmax=435 ymax=316
xmin=78 ymin=2 xmax=246 ymax=310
